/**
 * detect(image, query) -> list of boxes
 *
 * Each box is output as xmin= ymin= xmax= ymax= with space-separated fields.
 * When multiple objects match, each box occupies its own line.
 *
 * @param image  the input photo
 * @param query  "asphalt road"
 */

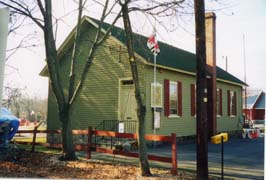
xmin=86 ymin=136 xmax=264 ymax=180
xmin=177 ymin=137 xmax=264 ymax=179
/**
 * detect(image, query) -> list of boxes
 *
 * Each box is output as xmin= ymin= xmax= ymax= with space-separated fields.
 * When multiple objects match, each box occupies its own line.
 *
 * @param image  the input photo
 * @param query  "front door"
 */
xmin=119 ymin=80 xmax=137 ymax=122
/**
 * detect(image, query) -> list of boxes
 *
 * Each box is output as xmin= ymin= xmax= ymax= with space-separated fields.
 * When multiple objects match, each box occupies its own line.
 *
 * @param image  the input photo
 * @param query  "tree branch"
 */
xmin=69 ymin=1 xmax=122 ymax=105
xmin=129 ymin=0 xmax=185 ymax=16
xmin=36 ymin=0 xmax=45 ymax=17
xmin=0 ymin=0 xmax=44 ymax=29
xmin=68 ymin=0 xmax=83 ymax=104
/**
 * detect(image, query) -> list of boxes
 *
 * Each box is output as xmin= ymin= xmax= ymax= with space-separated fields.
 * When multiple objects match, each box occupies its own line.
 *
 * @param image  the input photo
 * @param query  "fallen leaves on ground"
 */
xmin=0 ymin=150 xmax=198 ymax=179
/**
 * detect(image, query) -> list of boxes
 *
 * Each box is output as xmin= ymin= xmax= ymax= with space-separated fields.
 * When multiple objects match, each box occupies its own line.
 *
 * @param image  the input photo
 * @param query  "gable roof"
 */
xmin=40 ymin=16 xmax=246 ymax=86
xmin=254 ymin=92 xmax=265 ymax=109
xmin=92 ymin=17 xmax=245 ymax=86
xmin=246 ymin=94 xmax=259 ymax=109
xmin=244 ymin=90 xmax=265 ymax=109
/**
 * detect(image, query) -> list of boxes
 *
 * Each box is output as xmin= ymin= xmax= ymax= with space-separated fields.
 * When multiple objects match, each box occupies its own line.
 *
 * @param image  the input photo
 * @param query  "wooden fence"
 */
xmin=14 ymin=127 xmax=177 ymax=175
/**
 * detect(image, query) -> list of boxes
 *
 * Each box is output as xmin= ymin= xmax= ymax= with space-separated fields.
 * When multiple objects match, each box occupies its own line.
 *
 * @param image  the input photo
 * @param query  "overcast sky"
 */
xmin=3 ymin=0 xmax=266 ymax=99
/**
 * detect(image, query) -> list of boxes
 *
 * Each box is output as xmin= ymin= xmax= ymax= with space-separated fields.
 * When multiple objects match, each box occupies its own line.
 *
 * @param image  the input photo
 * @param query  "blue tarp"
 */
xmin=0 ymin=108 xmax=19 ymax=141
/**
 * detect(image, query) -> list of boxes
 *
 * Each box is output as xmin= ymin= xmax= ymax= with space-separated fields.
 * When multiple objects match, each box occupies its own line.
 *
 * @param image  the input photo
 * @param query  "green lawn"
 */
xmin=12 ymin=137 xmax=47 ymax=143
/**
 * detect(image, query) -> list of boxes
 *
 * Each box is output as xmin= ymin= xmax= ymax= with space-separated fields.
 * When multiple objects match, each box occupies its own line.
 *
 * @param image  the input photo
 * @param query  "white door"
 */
xmin=119 ymin=81 xmax=137 ymax=121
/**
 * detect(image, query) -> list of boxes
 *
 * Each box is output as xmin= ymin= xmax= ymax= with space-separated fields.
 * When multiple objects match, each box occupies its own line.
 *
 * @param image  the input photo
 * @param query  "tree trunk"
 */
xmin=59 ymin=106 xmax=77 ymax=160
xmin=43 ymin=0 xmax=76 ymax=160
xmin=194 ymin=0 xmax=209 ymax=179
xmin=121 ymin=1 xmax=151 ymax=176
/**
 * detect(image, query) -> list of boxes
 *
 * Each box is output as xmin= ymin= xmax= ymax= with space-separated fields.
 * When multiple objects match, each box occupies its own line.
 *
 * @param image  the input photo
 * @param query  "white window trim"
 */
xmin=229 ymin=90 xmax=236 ymax=116
xmin=168 ymin=115 xmax=180 ymax=118
xmin=169 ymin=81 xmax=178 ymax=116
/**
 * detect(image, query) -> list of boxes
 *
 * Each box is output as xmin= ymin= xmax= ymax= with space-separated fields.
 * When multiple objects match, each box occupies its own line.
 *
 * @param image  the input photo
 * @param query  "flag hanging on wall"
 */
xmin=147 ymin=30 xmax=160 ymax=56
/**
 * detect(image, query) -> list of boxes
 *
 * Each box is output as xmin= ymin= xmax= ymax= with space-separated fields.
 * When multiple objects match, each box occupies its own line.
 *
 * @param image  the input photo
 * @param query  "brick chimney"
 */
xmin=205 ymin=12 xmax=217 ymax=137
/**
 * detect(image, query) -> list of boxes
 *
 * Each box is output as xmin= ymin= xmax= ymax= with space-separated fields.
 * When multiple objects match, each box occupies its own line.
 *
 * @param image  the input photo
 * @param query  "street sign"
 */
xmin=211 ymin=133 xmax=228 ymax=144
xmin=211 ymin=132 xmax=228 ymax=180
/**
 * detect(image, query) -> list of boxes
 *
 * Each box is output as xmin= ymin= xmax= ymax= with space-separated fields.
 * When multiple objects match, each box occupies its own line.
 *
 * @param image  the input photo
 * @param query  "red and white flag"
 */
xmin=147 ymin=30 xmax=160 ymax=56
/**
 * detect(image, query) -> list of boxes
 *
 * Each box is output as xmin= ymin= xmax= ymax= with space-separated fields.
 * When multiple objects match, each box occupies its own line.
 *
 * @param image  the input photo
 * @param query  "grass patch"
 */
xmin=13 ymin=137 xmax=47 ymax=143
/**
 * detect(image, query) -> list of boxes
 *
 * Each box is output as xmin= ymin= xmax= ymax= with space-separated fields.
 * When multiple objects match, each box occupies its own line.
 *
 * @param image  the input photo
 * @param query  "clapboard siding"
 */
xmin=144 ymin=66 xmax=242 ymax=136
xmin=47 ymin=85 xmax=61 ymax=130
xmin=144 ymin=66 xmax=196 ymax=136
xmin=47 ymin=22 xmax=145 ymax=130
xmin=216 ymin=82 xmax=242 ymax=132
xmin=46 ymin=19 xmax=243 ymax=136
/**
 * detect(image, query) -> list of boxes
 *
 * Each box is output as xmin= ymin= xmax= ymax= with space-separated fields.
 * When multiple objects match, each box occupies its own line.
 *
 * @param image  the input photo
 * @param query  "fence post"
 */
xmin=31 ymin=126 xmax=38 ymax=152
xmin=171 ymin=133 xmax=177 ymax=175
xmin=87 ymin=126 xmax=92 ymax=159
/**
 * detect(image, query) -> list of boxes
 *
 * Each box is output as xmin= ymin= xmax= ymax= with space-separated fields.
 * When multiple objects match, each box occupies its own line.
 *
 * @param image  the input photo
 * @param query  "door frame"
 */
xmin=118 ymin=77 xmax=135 ymax=121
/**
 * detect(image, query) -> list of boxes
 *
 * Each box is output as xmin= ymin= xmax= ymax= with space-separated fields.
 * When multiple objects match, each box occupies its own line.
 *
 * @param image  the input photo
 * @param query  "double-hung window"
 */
xmin=164 ymin=79 xmax=182 ymax=117
xmin=227 ymin=90 xmax=237 ymax=116
xmin=170 ymin=82 xmax=178 ymax=115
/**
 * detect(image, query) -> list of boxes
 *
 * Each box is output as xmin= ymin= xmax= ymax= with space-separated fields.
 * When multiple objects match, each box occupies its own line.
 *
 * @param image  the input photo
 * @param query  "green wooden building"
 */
xmin=40 ymin=16 xmax=245 ymax=139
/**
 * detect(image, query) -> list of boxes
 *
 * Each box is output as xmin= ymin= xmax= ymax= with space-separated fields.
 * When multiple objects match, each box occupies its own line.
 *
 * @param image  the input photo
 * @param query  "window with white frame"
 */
xmin=164 ymin=79 xmax=182 ymax=117
xmin=228 ymin=90 xmax=237 ymax=116
xmin=170 ymin=81 xmax=178 ymax=115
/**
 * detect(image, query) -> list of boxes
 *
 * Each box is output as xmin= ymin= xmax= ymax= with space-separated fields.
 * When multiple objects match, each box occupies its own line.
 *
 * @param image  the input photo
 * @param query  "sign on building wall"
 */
xmin=151 ymin=83 xmax=162 ymax=108
xmin=154 ymin=111 xmax=161 ymax=129
xmin=118 ymin=122 xmax=124 ymax=133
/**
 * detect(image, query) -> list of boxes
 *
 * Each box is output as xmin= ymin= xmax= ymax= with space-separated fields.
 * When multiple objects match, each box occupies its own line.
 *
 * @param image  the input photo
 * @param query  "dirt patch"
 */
xmin=0 ymin=150 xmax=202 ymax=179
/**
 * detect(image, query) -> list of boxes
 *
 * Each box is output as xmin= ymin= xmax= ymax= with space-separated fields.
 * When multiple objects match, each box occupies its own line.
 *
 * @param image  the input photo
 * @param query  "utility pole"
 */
xmin=225 ymin=56 xmax=228 ymax=72
xmin=243 ymin=34 xmax=248 ymax=124
xmin=194 ymin=1 xmax=209 ymax=179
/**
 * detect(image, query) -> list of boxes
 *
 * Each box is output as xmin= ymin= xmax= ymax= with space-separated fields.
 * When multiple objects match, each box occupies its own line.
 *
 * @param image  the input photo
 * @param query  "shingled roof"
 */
xmin=245 ymin=90 xmax=265 ymax=109
xmin=40 ymin=16 xmax=246 ymax=86
xmin=95 ymin=17 xmax=245 ymax=86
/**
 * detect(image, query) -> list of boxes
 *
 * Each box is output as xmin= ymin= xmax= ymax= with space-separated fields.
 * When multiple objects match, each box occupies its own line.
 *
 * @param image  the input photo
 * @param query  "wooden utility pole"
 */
xmin=194 ymin=1 xmax=209 ymax=179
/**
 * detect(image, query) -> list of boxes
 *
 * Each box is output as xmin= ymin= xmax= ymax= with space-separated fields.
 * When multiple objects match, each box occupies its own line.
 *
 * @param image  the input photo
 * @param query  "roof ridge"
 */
xmin=87 ymin=16 xmax=195 ymax=56
xmin=86 ymin=16 xmax=246 ymax=86
xmin=252 ymin=90 xmax=263 ymax=109
xmin=39 ymin=15 xmax=246 ymax=86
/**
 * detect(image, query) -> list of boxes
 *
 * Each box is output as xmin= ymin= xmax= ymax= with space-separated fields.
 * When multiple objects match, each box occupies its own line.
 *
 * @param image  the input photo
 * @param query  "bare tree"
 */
xmin=1 ymin=0 xmax=223 ymax=176
xmin=1 ymin=0 xmax=197 ymax=176
xmin=2 ymin=86 xmax=22 ymax=117
xmin=0 ymin=0 xmax=123 ymax=160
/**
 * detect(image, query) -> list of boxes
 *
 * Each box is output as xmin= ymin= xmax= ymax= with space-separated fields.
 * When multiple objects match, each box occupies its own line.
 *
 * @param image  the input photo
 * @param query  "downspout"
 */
xmin=0 ymin=7 xmax=10 ymax=116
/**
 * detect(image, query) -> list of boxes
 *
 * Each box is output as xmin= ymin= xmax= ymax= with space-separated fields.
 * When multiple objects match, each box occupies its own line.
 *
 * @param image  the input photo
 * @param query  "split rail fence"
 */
xmin=14 ymin=127 xmax=177 ymax=175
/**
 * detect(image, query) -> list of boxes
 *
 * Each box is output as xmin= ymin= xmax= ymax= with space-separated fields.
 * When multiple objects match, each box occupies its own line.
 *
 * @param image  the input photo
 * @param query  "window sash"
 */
xmin=170 ymin=82 xmax=178 ymax=115
xmin=228 ymin=90 xmax=237 ymax=116
xmin=164 ymin=79 xmax=182 ymax=117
